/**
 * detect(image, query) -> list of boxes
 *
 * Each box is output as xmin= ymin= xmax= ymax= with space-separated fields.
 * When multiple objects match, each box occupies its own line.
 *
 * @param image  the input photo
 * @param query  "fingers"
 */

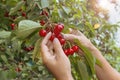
xmin=69 ymin=28 xmax=83 ymax=36
xmin=41 ymin=32 xmax=51 ymax=45
xmin=41 ymin=32 xmax=52 ymax=58
xmin=53 ymin=38 xmax=64 ymax=56
xmin=63 ymin=34 xmax=78 ymax=40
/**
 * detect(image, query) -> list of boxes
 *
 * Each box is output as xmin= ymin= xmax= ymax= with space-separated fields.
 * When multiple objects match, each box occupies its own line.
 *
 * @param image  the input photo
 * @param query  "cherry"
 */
xmin=50 ymin=34 xmax=55 ymax=41
xmin=39 ymin=29 xmax=47 ymax=37
xmin=11 ymin=16 xmax=16 ymax=20
xmin=22 ymin=12 xmax=26 ymax=17
xmin=4 ymin=12 xmax=9 ymax=17
xmin=54 ymin=24 xmax=64 ymax=36
xmin=24 ymin=47 xmax=31 ymax=51
xmin=10 ymin=23 xmax=15 ymax=30
xmin=68 ymin=48 xmax=74 ymax=55
xmin=56 ymin=34 xmax=63 ymax=39
xmin=59 ymin=38 xmax=66 ymax=45
xmin=30 ymin=46 xmax=34 ymax=50
xmin=64 ymin=49 xmax=69 ymax=56
xmin=15 ymin=67 xmax=21 ymax=72
xmin=41 ymin=10 xmax=48 ymax=16
xmin=72 ymin=45 xmax=79 ymax=52
xmin=40 ymin=20 xmax=45 ymax=26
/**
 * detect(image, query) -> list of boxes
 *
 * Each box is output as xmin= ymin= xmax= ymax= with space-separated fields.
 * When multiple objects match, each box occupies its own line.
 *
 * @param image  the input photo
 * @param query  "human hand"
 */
xmin=40 ymin=32 xmax=73 ymax=80
xmin=63 ymin=29 xmax=95 ymax=55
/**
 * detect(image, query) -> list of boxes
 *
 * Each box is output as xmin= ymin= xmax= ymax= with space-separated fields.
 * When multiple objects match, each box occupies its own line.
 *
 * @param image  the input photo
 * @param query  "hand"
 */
xmin=63 ymin=29 xmax=94 ymax=55
xmin=64 ymin=29 xmax=93 ymax=48
xmin=40 ymin=32 xmax=73 ymax=80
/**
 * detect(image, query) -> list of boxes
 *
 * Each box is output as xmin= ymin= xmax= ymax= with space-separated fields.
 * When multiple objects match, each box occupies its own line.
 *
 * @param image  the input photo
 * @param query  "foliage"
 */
xmin=0 ymin=0 xmax=120 ymax=80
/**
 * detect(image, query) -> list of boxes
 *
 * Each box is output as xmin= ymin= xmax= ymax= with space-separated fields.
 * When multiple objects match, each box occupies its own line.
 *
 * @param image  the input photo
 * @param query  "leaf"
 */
xmin=85 ymin=22 xmax=95 ymax=34
xmin=14 ymin=20 xmax=42 ymax=39
xmin=0 ymin=31 xmax=11 ymax=39
xmin=77 ymin=60 xmax=91 ymax=80
xmin=41 ymin=0 xmax=49 ymax=8
xmin=32 ymin=38 xmax=42 ymax=61
xmin=9 ymin=1 xmax=25 ymax=15
xmin=62 ymin=6 xmax=71 ymax=14
xmin=74 ymin=39 xmax=95 ymax=75
xmin=1 ymin=55 xmax=8 ymax=63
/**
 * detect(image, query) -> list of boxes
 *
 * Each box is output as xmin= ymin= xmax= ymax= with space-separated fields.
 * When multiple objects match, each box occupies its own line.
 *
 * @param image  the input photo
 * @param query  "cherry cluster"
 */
xmin=24 ymin=46 xmax=34 ymax=52
xmin=39 ymin=24 xmax=79 ymax=56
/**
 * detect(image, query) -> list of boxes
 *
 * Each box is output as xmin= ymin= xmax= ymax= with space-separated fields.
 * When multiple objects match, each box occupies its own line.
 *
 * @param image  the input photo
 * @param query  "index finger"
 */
xmin=41 ymin=32 xmax=52 ymax=58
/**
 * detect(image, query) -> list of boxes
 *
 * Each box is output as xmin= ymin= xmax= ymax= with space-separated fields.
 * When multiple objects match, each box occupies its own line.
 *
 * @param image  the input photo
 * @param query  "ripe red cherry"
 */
xmin=59 ymin=38 xmax=66 ymax=45
xmin=41 ymin=10 xmax=48 ymax=16
xmin=64 ymin=49 xmax=69 ymax=56
xmin=30 ymin=46 xmax=34 ymax=50
xmin=54 ymin=24 xmax=64 ymax=36
xmin=15 ymin=67 xmax=21 ymax=72
xmin=24 ymin=47 xmax=31 ymax=51
xmin=40 ymin=20 xmax=45 ymax=26
xmin=56 ymin=34 xmax=63 ymax=39
xmin=22 ymin=12 xmax=26 ymax=17
xmin=4 ymin=12 xmax=9 ymax=17
xmin=50 ymin=34 xmax=55 ymax=41
xmin=39 ymin=29 xmax=47 ymax=37
xmin=72 ymin=45 xmax=79 ymax=52
xmin=11 ymin=23 xmax=15 ymax=27
xmin=68 ymin=48 xmax=74 ymax=55
xmin=10 ymin=23 xmax=15 ymax=30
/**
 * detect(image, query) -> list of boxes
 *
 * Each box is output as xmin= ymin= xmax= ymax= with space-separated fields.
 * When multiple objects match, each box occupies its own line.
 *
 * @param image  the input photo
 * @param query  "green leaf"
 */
xmin=85 ymin=22 xmax=95 ymax=34
xmin=9 ymin=1 xmax=25 ymax=15
xmin=77 ymin=60 xmax=91 ymax=80
xmin=41 ymin=0 xmax=49 ymax=8
xmin=0 ymin=31 xmax=11 ymax=39
xmin=32 ymin=38 xmax=42 ymax=61
xmin=1 ymin=55 xmax=8 ymax=63
xmin=14 ymin=20 xmax=42 ymax=39
xmin=62 ymin=6 xmax=71 ymax=14
xmin=74 ymin=39 xmax=95 ymax=75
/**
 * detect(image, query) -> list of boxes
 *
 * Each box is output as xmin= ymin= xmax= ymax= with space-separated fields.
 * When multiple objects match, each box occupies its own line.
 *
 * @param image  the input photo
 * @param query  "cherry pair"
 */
xmin=24 ymin=46 xmax=34 ymax=52
xmin=64 ymin=45 xmax=79 ymax=56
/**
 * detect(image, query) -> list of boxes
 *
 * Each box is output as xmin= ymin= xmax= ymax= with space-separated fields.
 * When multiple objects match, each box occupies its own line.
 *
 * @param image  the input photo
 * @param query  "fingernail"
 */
xmin=53 ymin=38 xmax=58 ymax=42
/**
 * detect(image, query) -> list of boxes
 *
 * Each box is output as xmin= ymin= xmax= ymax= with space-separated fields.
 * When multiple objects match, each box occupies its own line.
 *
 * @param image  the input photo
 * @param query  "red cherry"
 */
xmin=40 ymin=20 xmax=45 ymax=26
xmin=41 ymin=10 xmax=48 ymax=16
xmin=56 ymin=34 xmax=63 ymax=39
xmin=30 ymin=46 xmax=34 ymax=50
xmin=11 ymin=16 xmax=16 ymax=20
xmin=39 ymin=29 xmax=47 ymax=37
xmin=50 ymin=34 xmax=55 ymax=41
xmin=64 ymin=49 xmax=69 ymax=56
xmin=24 ymin=47 xmax=31 ymax=51
xmin=4 ymin=12 xmax=9 ymax=17
xmin=22 ymin=12 xmax=26 ymax=17
xmin=68 ymin=48 xmax=74 ymax=55
xmin=10 ymin=23 xmax=15 ymax=30
xmin=11 ymin=23 xmax=15 ymax=27
xmin=72 ymin=45 xmax=79 ymax=52
xmin=59 ymin=38 xmax=66 ymax=45
xmin=54 ymin=24 xmax=64 ymax=36
xmin=15 ymin=67 xmax=21 ymax=72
